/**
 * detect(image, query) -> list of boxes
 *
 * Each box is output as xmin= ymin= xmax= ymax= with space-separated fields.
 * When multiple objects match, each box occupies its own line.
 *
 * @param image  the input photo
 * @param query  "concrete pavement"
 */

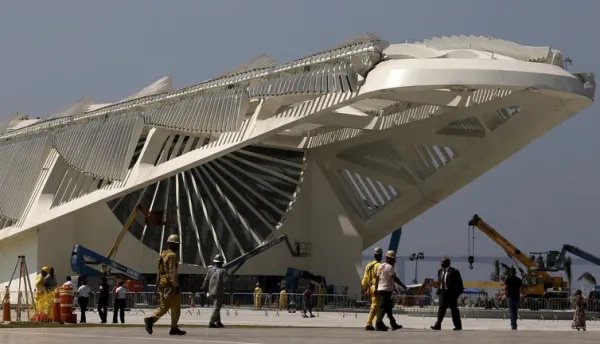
xmin=0 ymin=326 xmax=597 ymax=344
xmin=5 ymin=308 xmax=597 ymax=332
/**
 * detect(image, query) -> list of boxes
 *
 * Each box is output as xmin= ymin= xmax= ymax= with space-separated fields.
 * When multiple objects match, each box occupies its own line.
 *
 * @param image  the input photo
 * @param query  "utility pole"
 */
xmin=409 ymin=252 xmax=425 ymax=284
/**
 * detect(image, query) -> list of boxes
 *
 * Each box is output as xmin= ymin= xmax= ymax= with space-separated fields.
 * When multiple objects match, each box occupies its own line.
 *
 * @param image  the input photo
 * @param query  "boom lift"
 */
xmin=467 ymin=214 xmax=567 ymax=297
xmin=71 ymin=204 xmax=167 ymax=288
xmin=536 ymin=244 xmax=600 ymax=271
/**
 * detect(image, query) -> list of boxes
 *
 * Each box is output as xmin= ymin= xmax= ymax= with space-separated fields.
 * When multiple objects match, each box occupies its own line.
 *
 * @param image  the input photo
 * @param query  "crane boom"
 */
xmin=467 ymin=214 xmax=554 ymax=281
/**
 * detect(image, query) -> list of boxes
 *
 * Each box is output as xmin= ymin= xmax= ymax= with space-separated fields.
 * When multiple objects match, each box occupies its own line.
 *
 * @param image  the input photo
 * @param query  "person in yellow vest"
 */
xmin=361 ymin=247 xmax=384 ymax=331
xmin=279 ymin=283 xmax=287 ymax=310
xmin=144 ymin=234 xmax=186 ymax=336
xmin=35 ymin=267 xmax=50 ymax=315
xmin=318 ymin=283 xmax=326 ymax=311
xmin=254 ymin=283 xmax=263 ymax=309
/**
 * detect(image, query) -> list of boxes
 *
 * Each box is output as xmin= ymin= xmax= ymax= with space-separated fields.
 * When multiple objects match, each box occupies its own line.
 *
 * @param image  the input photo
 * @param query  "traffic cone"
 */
xmin=2 ymin=290 xmax=10 ymax=322
xmin=52 ymin=288 xmax=62 ymax=323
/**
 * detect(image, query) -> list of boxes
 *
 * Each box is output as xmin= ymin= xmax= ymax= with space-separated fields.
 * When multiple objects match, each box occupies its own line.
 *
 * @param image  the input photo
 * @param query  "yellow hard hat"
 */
xmin=386 ymin=250 xmax=396 ymax=259
xmin=41 ymin=266 xmax=50 ymax=273
xmin=166 ymin=234 xmax=180 ymax=244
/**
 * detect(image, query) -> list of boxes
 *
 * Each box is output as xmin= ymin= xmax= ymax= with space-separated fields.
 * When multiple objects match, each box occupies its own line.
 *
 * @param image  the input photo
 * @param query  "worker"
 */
xmin=361 ymin=247 xmax=384 ymax=331
xmin=202 ymin=254 xmax=229 ymax=328
xmin=279 ymin=284 xmax=288 ymax=310
xmin=318 ymin=283 xmax=326 ymax=311
xmin=44 ymin=267 xmax=57 ymax=315
xmin=35 ymin=267 xmax=50 ymax=315
xmin=144 ymin=234 xmax=186 ymax=336
xmin=254 ymin=283 xmax=263 ymax=309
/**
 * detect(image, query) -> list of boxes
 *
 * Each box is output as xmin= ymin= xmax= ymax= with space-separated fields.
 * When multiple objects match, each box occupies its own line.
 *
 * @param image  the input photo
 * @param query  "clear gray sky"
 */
xmin=1 ymin=0 xmax=599 ymax=284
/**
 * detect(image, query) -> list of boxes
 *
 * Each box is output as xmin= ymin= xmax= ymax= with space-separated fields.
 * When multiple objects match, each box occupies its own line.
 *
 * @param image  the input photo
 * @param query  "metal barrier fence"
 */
xmin=2 ymin=289 xmax=599 ymax=321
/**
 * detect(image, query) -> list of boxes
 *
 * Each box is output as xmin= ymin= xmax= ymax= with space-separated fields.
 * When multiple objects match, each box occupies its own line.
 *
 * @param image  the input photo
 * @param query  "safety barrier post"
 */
xmin=2 ymin=287 xmax=10 ymax=322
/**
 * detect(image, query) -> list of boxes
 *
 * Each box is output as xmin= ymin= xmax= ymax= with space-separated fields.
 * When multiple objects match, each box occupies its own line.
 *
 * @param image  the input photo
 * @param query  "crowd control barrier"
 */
xmin=1 ymin=288 xmax=599 ymax=322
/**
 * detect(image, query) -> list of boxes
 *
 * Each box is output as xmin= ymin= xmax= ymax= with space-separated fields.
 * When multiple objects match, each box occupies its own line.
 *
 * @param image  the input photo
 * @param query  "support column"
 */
xmin=309 ymin=159 xmax=363 ymax=295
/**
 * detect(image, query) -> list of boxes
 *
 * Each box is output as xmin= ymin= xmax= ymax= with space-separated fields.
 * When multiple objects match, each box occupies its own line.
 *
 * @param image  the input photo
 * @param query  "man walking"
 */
xmin=504 ymin=267 xmax=522 ymax=330
xmin=113 ymin=281 xmax=127 ymax=324
xmin=431 ymin=257 xmax=464 ymax=331
xmin=361 ymin=247 xmax=384 ymax=331
xmin=77 ymin=279 xmax=90 ymax=323
xmin=144 ymin=234 xmax=186 ymax=335
xmin=97 ymin=276 xmax=109 ymax=323
xmin=203 ymin=254 xmax=229 ymax=328
xmin=374 ymin=250 xmax=406 ymax=331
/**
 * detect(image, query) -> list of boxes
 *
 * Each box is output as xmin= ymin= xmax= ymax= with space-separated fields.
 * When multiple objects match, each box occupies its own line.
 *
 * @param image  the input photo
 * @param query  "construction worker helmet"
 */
xmin=386 ymin=250 xmax=396 ymax=259
xmin=166 ymin=234 xmax=180 ymax=244
xmin=256 ymin=282 xmax=260 ymax=287
xmin=41 ymin=266 xmax=50 ymax=273
xmin=373 ymin=247 xmax=383 ymax=255
xmin=213 ymin=254 xmax=224 ymax=263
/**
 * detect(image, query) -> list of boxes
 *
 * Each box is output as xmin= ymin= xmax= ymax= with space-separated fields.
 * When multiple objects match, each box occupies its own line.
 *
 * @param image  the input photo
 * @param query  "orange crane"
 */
xmin=467 ymin=214 xmax=567 ymax=297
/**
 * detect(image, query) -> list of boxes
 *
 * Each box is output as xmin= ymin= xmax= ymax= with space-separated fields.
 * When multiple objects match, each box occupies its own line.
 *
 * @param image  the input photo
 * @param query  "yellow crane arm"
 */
xmin=107 ymin=206 xmax=140 ymax=261
xmin=468 ymin=214 xmax=554 ymax=281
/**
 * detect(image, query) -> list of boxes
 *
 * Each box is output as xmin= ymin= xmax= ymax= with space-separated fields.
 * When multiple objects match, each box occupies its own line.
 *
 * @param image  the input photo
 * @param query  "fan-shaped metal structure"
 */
xmin=108 ymin=145 xmax=307 ymax=266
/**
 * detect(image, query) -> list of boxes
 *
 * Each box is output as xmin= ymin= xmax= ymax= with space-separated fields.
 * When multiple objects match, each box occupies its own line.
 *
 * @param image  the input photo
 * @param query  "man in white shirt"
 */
xmin=374 ymin=250 xmax=407 ymax=331
xmin=63 ymin=276 xmax=74 ymax=289
xmin=113 ymin=281 xmax=127 ymax=324
xmin=77 ymin=279 xmax=90 ymax=323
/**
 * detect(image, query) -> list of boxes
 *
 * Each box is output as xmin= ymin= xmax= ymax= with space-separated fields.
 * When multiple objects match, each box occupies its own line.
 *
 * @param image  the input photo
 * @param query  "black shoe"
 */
xmin=169 ymin=328 xmax=186 ymax=335
xmin=144 ymin=317 xmax=154 ymax=335
xmin=216 ymin=322 xmax=224 ymax=328
xmin=208 ymin=322 xmax=218 ymax=328
xmin=391 ymin=323 xmax=402 ymax=331
xmin=430 ymin=325 xmax=441 ymax=330
xmin=310 ymin=314 xmax=315 ymax=318
xmin=375 ymin=322 xmax=388 ymax=331
xmin=453 ymin=328 xmax=462 ymax=331
xmin=365 ymin=325 xmax=375 ymax=331
xmin=511 ymin=327 xmax=517 ymax=330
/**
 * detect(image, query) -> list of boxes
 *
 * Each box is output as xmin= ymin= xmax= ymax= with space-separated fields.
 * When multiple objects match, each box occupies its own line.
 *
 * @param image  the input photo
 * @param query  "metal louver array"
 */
xmin=247 ymin=63 xmax=359 ymax=98
xmin=121 ymin=76 xmax=173 ymax=102
xmin=108 ymin=145 xmax=307 ymax=267
xmin=145 ymin=88 xmax=249 ymax=134
xmin=53 ymin=114 xmax=144 ymax=181
xmin=49 ymin=96 xmax=94 ymax=119
xmin=0 ymin=134 xmax=52 ymax=221
xmin=422 ymin=35 xmax=559 ymax=63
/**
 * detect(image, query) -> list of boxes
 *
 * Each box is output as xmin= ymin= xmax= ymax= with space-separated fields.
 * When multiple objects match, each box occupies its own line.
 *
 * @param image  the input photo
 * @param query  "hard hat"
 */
xmin=373 ymin=247 xmax=383 ymax=255
xmin=41 ymin=267 xmax=50 ymax=273
xmin=386 ymin=250 xmax=396 ymax=259
xmin=213 ymin=254 xmax=224 ymax=263
xmin=166 ymin=234 xmax=180 ymax=244
xmin=256 ymin=282 xmax=260 ymax=287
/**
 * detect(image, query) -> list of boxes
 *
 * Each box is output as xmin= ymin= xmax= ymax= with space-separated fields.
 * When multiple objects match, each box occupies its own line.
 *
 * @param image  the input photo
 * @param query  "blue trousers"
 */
xmin=507 ymin=297 xmax=519 ymax=328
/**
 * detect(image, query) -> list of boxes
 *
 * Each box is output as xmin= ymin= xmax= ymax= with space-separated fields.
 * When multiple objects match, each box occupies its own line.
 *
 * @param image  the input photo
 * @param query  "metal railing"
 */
xmin=1 ymin=289 xmax=598 ymax=321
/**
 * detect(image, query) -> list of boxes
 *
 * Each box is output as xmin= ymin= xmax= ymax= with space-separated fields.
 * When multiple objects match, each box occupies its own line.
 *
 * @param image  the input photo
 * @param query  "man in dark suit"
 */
xmin=431 ymin=257 xmax=463 ymax=331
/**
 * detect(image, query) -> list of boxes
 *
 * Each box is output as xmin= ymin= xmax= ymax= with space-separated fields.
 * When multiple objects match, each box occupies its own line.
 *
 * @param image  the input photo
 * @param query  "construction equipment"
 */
xmin=467 ymin=214 xmax=567 ymax=297
xmin=71 ymin=245 xmax=143 ymax=281
xmin=535 ymin=244 xmax=600 ymax=271
xmin=71 ymin=204 xmax=168 ymax=288
xmin=224 ymin=234 xmax=299 ymax=275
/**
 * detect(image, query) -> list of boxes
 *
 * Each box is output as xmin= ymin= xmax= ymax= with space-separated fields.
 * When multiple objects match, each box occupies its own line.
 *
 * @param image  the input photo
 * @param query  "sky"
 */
xmin=1 ymin=0 xmax=599 ymax=287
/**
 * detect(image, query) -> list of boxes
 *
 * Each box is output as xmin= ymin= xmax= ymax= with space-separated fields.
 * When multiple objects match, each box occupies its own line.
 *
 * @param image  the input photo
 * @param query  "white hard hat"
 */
xmin=166 ymin=234 xmax=180 ymax=244
xmin=213 ymin=254 xmax=224 ymax=263
xmin=373 ymin=247 xmax=383 ymax=255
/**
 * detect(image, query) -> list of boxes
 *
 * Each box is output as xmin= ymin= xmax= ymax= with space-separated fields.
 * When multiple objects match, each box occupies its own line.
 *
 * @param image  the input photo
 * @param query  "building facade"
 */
xmin=0 ymin=33 xmax=595 ymax=294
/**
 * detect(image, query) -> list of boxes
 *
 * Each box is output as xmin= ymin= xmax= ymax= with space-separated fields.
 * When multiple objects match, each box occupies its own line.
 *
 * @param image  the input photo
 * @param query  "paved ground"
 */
xmin=4 ymin=308 xmax=599 ymax=332
xmin=0 ymin=326 xmax=597 ymax=344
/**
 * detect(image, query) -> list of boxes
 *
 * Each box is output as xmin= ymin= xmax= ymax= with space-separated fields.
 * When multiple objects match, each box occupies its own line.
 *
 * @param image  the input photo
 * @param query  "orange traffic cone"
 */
xmin=2 ymin=289 xmax=10 ymax=322
xmin=52 ymin=288 xmax=62 ymax=323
